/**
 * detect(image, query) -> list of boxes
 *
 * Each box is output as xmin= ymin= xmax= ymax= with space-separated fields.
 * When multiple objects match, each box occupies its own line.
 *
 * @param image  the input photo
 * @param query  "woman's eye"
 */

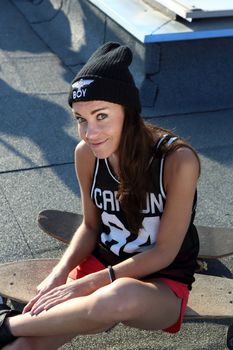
xmin=75 ymin=116 xmax=86 ymax=124
xmin=97 ymin=113 xmax=107 ymax=120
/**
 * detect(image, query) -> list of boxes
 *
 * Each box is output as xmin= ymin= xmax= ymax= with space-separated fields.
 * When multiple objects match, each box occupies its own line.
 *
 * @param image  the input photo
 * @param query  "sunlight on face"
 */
xmin=72 ymin=100 xmax=125 ymax=159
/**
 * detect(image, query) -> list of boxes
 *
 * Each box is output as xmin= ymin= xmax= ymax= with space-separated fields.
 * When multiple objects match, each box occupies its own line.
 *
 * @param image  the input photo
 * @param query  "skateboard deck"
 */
xmin=186 ymin=274 xmax=233 ymax=319
xmin=0 ymin=259 xmax=232 ymax=320
xmin=0 ymin=259 xmax=59 ymax=304
xmin=38 ymin=209 xmax=233 ymax=259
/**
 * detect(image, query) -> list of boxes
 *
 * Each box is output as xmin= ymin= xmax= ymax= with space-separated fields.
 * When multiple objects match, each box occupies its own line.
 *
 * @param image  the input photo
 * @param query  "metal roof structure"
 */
xmin=89 ymin=0 xmax=233 ymax=42
xmin=148 ymin=0 xmax=233 ymax=21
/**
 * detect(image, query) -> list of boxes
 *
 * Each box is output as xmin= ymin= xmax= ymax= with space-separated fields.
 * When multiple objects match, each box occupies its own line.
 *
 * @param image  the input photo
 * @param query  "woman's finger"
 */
xmin=23 ymin=290 xmax=45 ymax=313
xmin=32 ymin=296 xmax=67 ymax=316
xmin=30 ymin=289 xmax=61 ymax=315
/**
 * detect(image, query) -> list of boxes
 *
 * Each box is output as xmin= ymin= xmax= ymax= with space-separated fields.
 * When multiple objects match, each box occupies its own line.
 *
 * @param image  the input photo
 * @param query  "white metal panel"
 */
xmin=88 ymin=0 xmax=233 ymax=43
xmin=188 ymin=0 xmax=233 ymax=11
xmin=150 ymin=0 xmax=233 ymax=20
xmin=88 ymin=0 xmax=172 ymax=42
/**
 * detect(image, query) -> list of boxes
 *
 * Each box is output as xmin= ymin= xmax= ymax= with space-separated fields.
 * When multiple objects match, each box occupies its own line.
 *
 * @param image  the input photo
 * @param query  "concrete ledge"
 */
xmin=12 ymin=0 xmax=233 ymax=117
xmin=89 ymin=0 xmax=233 ymax=43
xmin=88 ymin=0 xmax=170 ymax=43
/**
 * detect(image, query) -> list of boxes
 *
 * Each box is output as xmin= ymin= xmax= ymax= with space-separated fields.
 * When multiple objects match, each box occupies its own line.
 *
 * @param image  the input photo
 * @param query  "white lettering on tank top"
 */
xmin=123 ymin=216 xmax=160 ymax=253
xmin=93 ymin=188 xmax=163 ymax=213
xmin=94 ymin=187 xmax=163 ymax=256
xmin=94 ymin=189 xmax=120 ymax=211
xmin=142 ymin=193 xmax=164 ymax=214
xmin=101 ymin=212 xmax=131 ymax=255
xmin=100 ymin=212 xmax=160 ymax=255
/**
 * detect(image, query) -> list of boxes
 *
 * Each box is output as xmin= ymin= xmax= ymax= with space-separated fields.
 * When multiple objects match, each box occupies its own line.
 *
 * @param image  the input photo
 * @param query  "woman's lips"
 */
xmin=89 ymin=139 xmax=108 ymax=148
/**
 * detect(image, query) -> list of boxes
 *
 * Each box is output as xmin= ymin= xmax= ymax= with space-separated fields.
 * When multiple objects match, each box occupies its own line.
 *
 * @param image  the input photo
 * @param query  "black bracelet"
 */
xmin=107 ymin=265 xmax=116 ymax=283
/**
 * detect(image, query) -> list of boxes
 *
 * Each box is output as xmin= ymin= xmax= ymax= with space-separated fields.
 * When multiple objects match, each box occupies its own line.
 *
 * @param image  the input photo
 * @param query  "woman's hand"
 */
xmin=29 ymin=281 xmax=80 ymax=316
xmin=23 ymin=266 xmax=69 ymax=314
xmin=26 ymin=273 xmax=101 ymax=316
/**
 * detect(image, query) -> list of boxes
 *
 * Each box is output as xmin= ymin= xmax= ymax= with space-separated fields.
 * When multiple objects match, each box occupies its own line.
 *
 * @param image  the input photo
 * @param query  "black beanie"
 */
xmin=68 ymin=42 xmax=141 ymax=112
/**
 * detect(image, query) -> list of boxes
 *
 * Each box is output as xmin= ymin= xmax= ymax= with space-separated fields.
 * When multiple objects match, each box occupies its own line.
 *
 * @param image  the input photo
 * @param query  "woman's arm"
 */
xmin=54 ymin=140 xmax=101 ymax=274
xmin=24 ymin=141 xmax=100 ymax=313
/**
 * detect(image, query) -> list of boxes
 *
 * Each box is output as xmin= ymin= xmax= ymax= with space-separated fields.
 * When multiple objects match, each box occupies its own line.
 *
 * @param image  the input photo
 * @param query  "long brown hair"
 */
xmin=116 ymin=107 xmax=200 ymax=235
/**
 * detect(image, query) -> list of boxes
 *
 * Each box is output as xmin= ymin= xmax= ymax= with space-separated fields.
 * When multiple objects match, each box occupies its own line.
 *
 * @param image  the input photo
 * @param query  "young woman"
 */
xmin=0 ymin=42 xmax=200 ymax=350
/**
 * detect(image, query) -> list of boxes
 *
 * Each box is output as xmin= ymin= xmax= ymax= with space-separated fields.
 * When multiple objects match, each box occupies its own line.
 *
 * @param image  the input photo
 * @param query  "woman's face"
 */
xmin=72 ymin=100 xmax=125 ymax=159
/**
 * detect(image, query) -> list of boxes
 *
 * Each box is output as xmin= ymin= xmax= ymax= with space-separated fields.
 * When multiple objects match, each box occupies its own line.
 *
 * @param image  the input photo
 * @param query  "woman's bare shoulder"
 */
xmin=167 ymin=146 xmax=199 ymax=170
xmin=75 ymin=141 xmax=96 ymax=178
xmin=75 ymin=140 xmax=95 ymax=161
xmin=164 ymin=147 xmax=200 ymax=189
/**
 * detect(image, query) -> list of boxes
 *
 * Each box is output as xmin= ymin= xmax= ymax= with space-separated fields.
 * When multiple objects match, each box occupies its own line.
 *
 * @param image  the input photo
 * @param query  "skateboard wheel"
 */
xmin=227 ymin=325 xmax=233 ymax=350
xmin=196 ymin=259 xmax=208 ymax=272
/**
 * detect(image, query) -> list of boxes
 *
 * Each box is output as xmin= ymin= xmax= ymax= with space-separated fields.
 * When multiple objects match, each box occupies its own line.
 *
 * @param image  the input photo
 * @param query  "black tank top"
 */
xmin=91 ymin=135 xmax=199 ymax=290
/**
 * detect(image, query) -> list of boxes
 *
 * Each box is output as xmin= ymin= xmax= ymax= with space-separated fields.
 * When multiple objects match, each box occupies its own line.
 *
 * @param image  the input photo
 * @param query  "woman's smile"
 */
xmin=89 ymin=139 xmax=109 ymax=149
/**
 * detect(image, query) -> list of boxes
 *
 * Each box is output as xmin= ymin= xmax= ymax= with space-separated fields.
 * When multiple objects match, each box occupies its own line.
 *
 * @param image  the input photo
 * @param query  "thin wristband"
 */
xmin=107 ymin=265 xmax=116 ymax=283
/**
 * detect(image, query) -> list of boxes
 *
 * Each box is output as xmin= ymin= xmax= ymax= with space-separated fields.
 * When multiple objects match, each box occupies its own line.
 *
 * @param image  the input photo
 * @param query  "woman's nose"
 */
xmin=84 ymin=123 xmax=99 ymax=139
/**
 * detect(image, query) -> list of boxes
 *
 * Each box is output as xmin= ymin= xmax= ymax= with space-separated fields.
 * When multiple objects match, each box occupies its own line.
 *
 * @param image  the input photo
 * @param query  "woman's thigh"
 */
xmin=96 ymin=277 xmax=182 ymax=331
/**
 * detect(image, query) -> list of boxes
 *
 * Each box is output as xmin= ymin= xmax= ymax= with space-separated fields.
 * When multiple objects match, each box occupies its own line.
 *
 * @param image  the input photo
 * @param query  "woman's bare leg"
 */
xmin=4 ymin=278 xmax=182 ymax=342
xmin=120 ymin=279 xmax=182 ymax=330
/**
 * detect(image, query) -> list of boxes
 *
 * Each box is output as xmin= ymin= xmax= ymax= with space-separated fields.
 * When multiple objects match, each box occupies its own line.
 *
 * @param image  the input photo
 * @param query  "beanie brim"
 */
xmin=68 ymin=76 xmax=141 ymax=112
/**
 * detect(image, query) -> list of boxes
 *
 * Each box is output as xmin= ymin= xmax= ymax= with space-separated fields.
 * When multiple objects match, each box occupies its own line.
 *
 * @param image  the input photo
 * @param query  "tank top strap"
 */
xmin=152 ymin=134 xmax=179 ymax=159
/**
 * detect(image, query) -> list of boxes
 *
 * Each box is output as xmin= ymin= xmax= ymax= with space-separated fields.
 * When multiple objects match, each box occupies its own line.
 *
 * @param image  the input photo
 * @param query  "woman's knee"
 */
xmin=91 ymin=277 xmax=143 ymax=322
xmin=112 ymin=277 xmax=143 ymax=313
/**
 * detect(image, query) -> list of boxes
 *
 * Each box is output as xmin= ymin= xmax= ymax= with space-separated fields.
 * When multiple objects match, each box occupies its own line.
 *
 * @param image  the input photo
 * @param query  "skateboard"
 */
xmin=0 ymin=259 xmax=232 ymax=348
xmin=0 ymin=258 xmax=231 ymax=318
xmin=0 ymin=259 xmax=59 ymax=304
xmin=37 ymin=209 xmax=233 ymax=259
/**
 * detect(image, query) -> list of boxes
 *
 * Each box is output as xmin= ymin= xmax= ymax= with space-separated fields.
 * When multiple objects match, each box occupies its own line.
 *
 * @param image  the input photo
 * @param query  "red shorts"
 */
xmin=158 ymin=278 xmax=189 ymax=333
xmin=69 ymin=256 xmax=189 ymax=333
xmin=69 ymin=255 xmax=105 ymax=280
